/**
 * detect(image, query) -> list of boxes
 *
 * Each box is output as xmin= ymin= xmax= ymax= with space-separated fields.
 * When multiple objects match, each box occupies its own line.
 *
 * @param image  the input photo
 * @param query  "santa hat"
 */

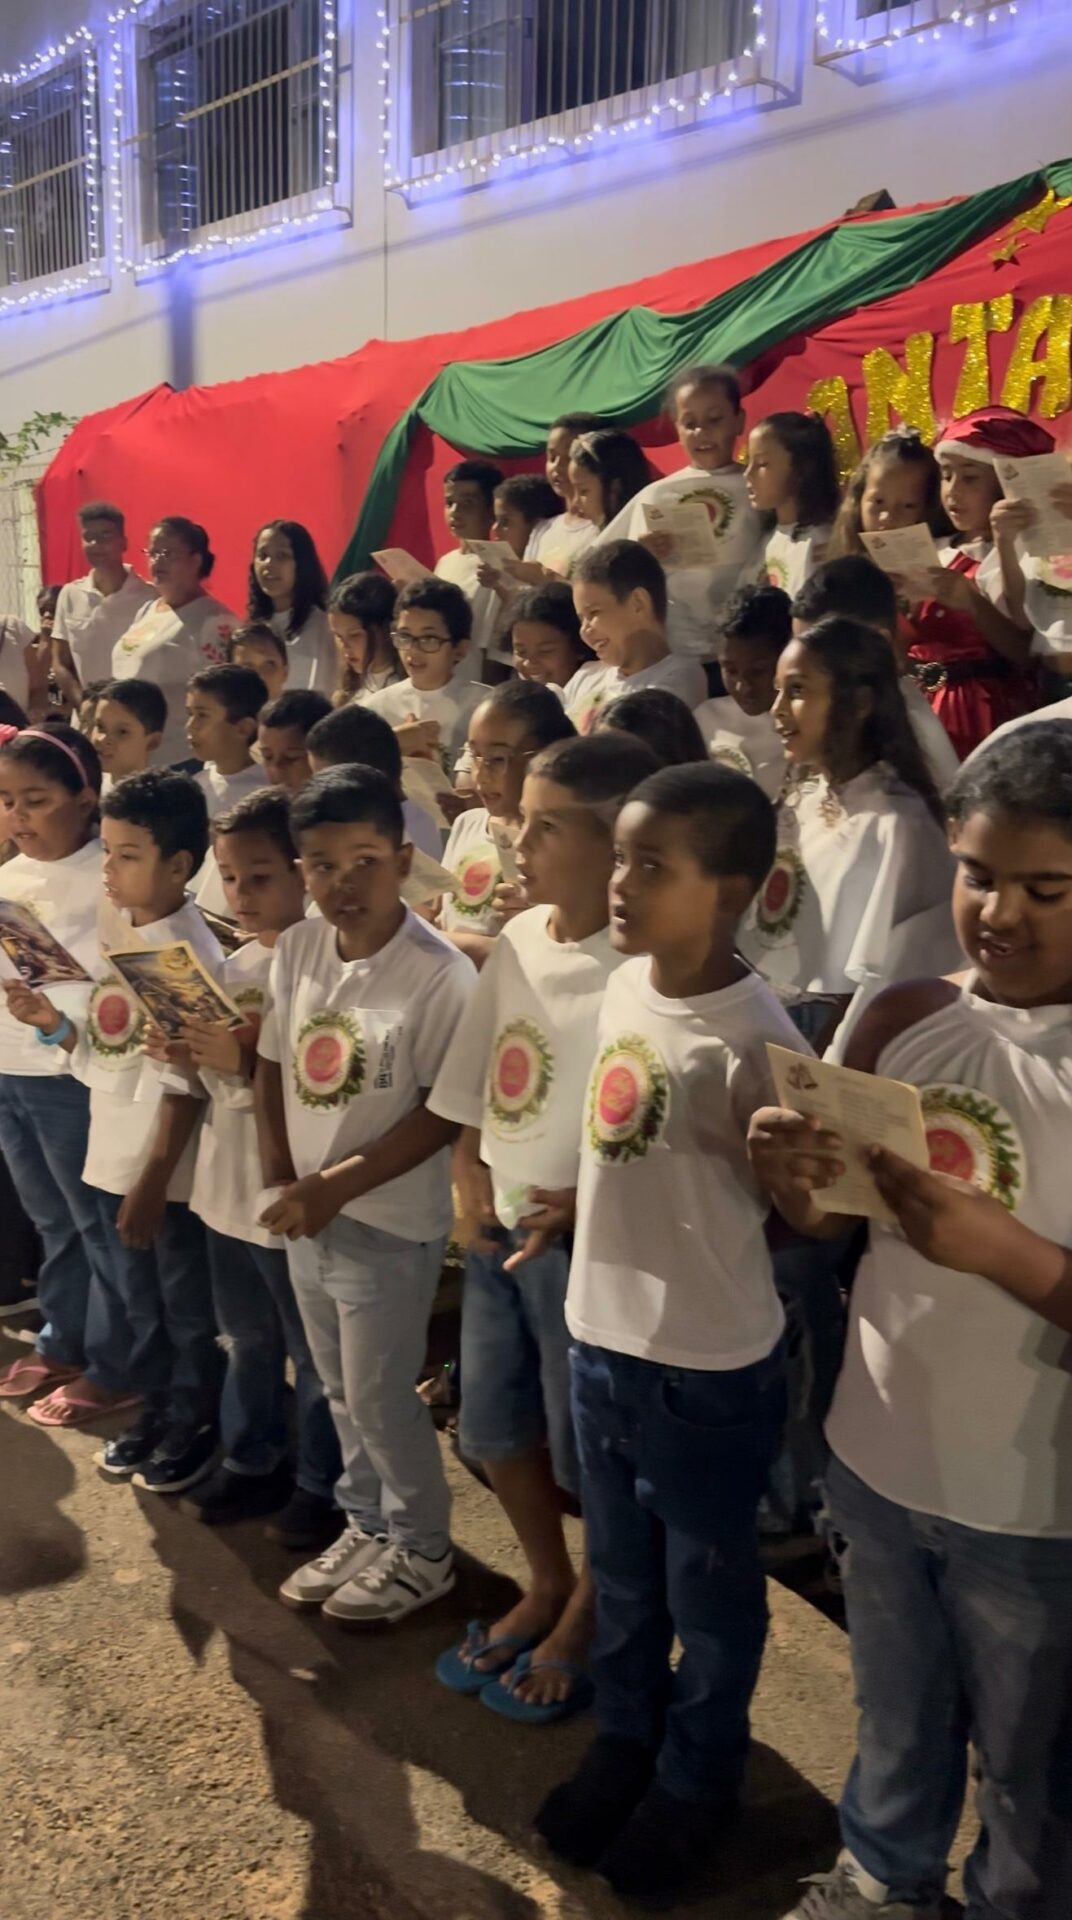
xmin=933 ymin=406 xmax=1056 ymax=467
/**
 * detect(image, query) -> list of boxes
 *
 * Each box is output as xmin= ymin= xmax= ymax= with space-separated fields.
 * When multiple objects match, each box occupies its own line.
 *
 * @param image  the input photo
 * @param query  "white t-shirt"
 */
xmin=195 ymin=761 xmax=270 ymax=823
xmin=761 ymin=525 xmax=832 ymax=599
xmin=696 ymin=695 xmax=785 ymax=801
xmin=562 ymin=651 xmax=707 ymax=735
xmin=258 ymin=909 xmax=475 ymax=1241
xmin=186 ymin=937 xmax=275 ymax=1248
xmin=567 ymin=961 xmax=809 ymax=1369
xmin=439 ymin=807 xmax=506 ymax=935
xmin=77 ymin=899 xmax=222 ymax=1198
xmin=738 ymin=765 xmax=961 ymax=1001
xmin=435 ymin=550 xmax=499 ymax=668
xmin=268 ymin=605 xmax=338 ymax=696
xmin=111 ymin=593 xmax=238 ymax=767
xmin=961 ymin=693 xmax=1072 ymax=765
xmin=827 ymin=984 xmax=1072 ymax=1537
xmin=0 ymin=615 xmax=36 ymax=714
xmin=430 ymin=905 xmax=622 ymax=1227
xmin=527 ymin=513 xmax=597 ymax=580
xmin=0 ymin=840 xmax=103 ymax=1077
xmin=600 ymin=467 xmax=764 ymax=658
xmin=53 ymin=568 xmax=150 ymax=686
xmin=364 ymin=673 xmax=490 ymax=765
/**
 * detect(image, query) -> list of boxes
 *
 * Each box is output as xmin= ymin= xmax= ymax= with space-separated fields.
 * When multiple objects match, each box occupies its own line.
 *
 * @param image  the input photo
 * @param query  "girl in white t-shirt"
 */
xmin=568 ymin=429 xmax=651 ymax=542
xmin=508 ymin=580 xmax=596 ymax=693
xmin=326 ymin=571 xmax=404 ymax=706
xmin=749 ymin=722 xmax=1072 ymax=1920
xmin=512 ymin=411 xmax=605 ymax=586
xmin=745 ymin=412 xmax=841 ymax=601
xmin=112 ymin=517 xmax=238 ymax=768
xmin=248 ymin=519 xmax=338 ymax=696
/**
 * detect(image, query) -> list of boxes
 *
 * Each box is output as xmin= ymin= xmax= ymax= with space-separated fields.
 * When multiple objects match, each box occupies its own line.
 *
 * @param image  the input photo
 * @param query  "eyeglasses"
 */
xmin=391 ymin=628 xmax=451 ymax=655
xmin=144 ymin=546 xmax=187 ymax=564
xmin=468 ymin=747 xmax=537 ymax=778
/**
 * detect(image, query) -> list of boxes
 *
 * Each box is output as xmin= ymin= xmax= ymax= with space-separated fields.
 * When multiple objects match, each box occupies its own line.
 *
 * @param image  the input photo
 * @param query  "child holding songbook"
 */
xmin=563 ymin=542 xmax=706 ymax=733
xmin=745 ymin=413 xmax=842 ymax=599
xmin=430 ymin=732 xmax=659 ymax=1724
xmin=535 ymin=763 xmax=810 ymax=1904
xmin=523 ymin=411 xmax=604 ymax=580
xmin=364 ymin=579 xmax=488 ymax=767
xmin=435 ymin=460 xmax=505 ymax=666
xmin=695 ymin=584 xmax=790 ymax=799
xmin=509 ymin=581 xmax=595 ymax=691
xmin=749 ymin=722 xmax=1072 ymax=1920
xmin=327 ymin=573 xmax=402 ymax=705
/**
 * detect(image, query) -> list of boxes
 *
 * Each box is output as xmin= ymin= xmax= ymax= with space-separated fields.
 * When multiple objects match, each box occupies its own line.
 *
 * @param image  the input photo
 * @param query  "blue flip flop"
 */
xmin=435 ymin=1619 xmax=539 ymax=1695
xmin=478 ymin=1650 xmax=595 ymax=1726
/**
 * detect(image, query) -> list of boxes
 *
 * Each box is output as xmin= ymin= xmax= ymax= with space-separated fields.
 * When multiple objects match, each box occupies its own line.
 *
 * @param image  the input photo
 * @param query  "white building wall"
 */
xmin=0 ymin=1 xmax=1068 ymax=426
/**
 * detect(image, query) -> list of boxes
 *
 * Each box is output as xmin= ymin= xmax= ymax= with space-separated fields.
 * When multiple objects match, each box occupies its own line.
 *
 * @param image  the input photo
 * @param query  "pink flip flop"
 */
xmin=0 ymin=1356 xmax=82 ymax=1401
xmin=26 ymin=1385 xmax=141 ymax=1429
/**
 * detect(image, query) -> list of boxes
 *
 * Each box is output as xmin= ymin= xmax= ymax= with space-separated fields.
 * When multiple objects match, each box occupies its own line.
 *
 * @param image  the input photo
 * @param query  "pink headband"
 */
xmin=16 ymin=729 xmax=95 ymax=791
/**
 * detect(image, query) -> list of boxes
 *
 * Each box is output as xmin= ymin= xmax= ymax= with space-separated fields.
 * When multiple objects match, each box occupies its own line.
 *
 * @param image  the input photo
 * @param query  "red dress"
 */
xmin=906 ymin=548 xmax=1036 ymax=761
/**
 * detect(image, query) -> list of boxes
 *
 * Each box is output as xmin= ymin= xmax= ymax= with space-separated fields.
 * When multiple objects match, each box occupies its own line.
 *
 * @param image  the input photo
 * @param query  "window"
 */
xmin=0 ymin=45 xmax=102 ymax=297
xmin=118 ymin=0 xmax=342 ymax=265
xmin=815 ymin=0 xmax=1022 ymax=74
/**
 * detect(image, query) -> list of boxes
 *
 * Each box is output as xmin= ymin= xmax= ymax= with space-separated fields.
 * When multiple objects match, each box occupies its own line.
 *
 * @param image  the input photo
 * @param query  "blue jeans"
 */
xmin=765 ymin=1238 xmax=848 ymax=1529
xmin=459 ymin=1229 xmax=578 ymax=1497
xmin=0 ymin=1074 xmax=114 ymax=1372
xmin=827 ymin=1454 xmax=1072 ymax=1918
xmin=206 ymin=1227 xmax=340 ymax=1500
xmin=571 ymin=1339 xmax=786 ymax=1804
xmin=287 ymin=1213 xmax=451 ymax=1559
xmin=95 ymin=1190 xmax=222 ymax=1427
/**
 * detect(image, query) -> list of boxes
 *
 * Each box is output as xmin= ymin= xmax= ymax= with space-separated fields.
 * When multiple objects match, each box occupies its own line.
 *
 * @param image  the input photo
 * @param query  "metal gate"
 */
xmin=0 ymin=453 xmax=50 ymax=629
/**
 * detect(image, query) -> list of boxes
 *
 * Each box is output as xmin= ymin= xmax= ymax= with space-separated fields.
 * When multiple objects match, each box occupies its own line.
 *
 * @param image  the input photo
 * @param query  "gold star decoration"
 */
xmin=991 ymin=187 xmax=1072 ymax=266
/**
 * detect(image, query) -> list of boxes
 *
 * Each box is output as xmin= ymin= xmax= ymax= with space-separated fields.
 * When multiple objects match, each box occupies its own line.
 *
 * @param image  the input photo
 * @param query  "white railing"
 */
xmin=0 ymin=40 xmax=103 ymax=303
xmin=386 ymin=0 xmax=795 ymax=194
xmin=815 ymin=0 xmax=1027 ymax=79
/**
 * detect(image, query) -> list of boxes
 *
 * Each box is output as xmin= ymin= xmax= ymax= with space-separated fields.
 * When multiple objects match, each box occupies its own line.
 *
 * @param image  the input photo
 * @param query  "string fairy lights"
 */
xmin=815 ymin=0 xmax=1026 ymax=72
xmin=0 ymin=28 xmax=106 ymax=318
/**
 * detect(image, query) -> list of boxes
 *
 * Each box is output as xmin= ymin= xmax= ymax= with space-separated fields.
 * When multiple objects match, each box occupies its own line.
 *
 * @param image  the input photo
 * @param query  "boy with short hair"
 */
xmin=435 ymin=459 xmax=505 ymax=670
xmin=77 ymin=678 xmax=110 ymax=738
xmin=306 ymin=702 xmax=443 ymax=858
xmin=362 ymin=579 xmax=488 ymax=769
xmin=695 ymin=584 xmax=789 ymax=800
xmin=186 ymin=663 xmax=270 ymax=817
xmin=91 ymin=678 xmax=167 ymax=790
xmin=536 ymin=762 xmax=810 ymax=1905
xmin=254 ymin=766 xmax=475 ymax=1624
xmin=565 ymin=542 xmax=707 ymax=734
xmin=229 ymin=621 xmax=290 ymax=703
xmin=257 ymin=688 xmax=333 ymax=794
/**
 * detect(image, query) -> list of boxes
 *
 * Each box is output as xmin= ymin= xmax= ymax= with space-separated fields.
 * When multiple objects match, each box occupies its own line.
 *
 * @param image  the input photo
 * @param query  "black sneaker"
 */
xmin=95 ymin=1411 xmax=166 ymax=1480
xmin=534 ymin=1736 xmax=655 ymax=1868
xmin=132 ymin=1422 xmax=219 ymax=1495
xmin=596 ymin=1781 xmax=737 ymax=1903
xmin=264 ymin=1487 xmax=344 ymax=1552
xmin=179 ymin=1461 xmax=292 ymax=1525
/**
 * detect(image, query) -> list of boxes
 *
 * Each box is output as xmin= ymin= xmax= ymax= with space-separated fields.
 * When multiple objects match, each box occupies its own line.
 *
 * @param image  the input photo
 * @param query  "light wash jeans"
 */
xmin=827 ymin=1453 xmax=1072 ymax=1918
xmin=0 ymin=1074 xmax=113 ymax=1373
xmin=287 ymin=1213 xmax=450 ymax=1559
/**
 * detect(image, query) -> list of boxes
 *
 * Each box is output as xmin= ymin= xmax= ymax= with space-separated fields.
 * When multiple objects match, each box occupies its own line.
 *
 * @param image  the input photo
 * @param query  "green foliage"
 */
xmin=0 ymin=411 xmax=78 ymax=475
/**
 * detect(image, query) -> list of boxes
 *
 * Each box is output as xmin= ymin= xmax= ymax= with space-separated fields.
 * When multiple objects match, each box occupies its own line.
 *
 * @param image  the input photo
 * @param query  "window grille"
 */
xmin=815 ymin=0 xmax=1025 ymax=79
xmin=0 ymin=43 xmax=103 ymax=299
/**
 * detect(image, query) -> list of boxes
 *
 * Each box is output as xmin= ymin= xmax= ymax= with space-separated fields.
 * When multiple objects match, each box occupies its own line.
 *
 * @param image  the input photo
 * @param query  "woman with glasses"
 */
xmin=110 ymin=518 xmax=239 ymax=767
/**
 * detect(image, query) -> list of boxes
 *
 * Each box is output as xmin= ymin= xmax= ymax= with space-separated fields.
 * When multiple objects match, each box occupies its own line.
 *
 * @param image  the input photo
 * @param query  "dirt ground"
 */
xmin=0 ymin=1320 xmax=946 ymax=1920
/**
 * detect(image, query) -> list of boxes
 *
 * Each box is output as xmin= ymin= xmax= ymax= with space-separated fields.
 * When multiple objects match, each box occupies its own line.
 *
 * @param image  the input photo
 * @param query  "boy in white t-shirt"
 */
xmin=434 ymin=459 xmax=504 ymax=669
xmin=563 ymin=541 xmax=707 ymax=734
xmin=186 ymin=663 xmax=270 ymax=817
xmin=429 ymin=732 xmax=660 ymax=1724
xmin=364 ymin=578 xmax=488 ymax=768
xmin=535 ymin=762 xmax=809 ymax=1905
xmin=695 ymin=584 xmax=790 ymax=801
xmin=254 ymin=766 xmax=475 ymax=1626
xmin=90 ymin=678 xmax=167 ymax=792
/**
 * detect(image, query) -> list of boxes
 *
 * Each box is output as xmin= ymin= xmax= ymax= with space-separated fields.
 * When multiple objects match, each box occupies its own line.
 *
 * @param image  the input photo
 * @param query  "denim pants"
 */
xmin=0 ymin=1073 xmax=114 ymax=1373
xmin=459 ymin=1228 xmax=578 ymax=1497
xmin=827 ymin=1453 xmax=1072 ymax=1918
xmin=765 ymin=1237 xmax=848 ymax=1529
xmin=287 ymin=1213 xmax=451 ymax=1559
xmin=95 ymin=1189 xmax=222 ymax=1427
xmin=571 ymin=1338 xmax=786 ymax=1805
xmin=206 ymin=1226 xmax=340 ymax=1500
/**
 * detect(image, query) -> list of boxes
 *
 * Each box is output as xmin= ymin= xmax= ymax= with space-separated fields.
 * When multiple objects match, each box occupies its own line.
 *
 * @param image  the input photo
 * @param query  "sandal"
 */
xmin=479 ymin=1651 xmax=595 ymax=1726
xmin=26 ymin=1385 xmax=141 ymax=1430
xmin=435 ymin=1619 xmax=540 ymax=1695
xmin=0 ymin=1355 xmax=82 ymax=1401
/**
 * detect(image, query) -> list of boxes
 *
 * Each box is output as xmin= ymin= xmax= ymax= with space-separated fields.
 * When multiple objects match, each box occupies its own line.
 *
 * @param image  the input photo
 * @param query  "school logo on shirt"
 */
xmin=751 ymin=848 xmax=806 ymax=945
xmin=920 ymin=1083 xmax=1024 ymax=1213
xmin=293 ymin=1010 xmax=366 ymax=1111
xmin=488 ymin=1017 xmax=554 ymax=1133
xmin=679 ymin=485 xmax=736 ymax=539
xmin=451 ymin=843 xmax=502 ymax=919
xmin=87 ymin=978 xmax=144 ymax=1067
xmin=587 ymin=1033 xmax=669 ymax=1164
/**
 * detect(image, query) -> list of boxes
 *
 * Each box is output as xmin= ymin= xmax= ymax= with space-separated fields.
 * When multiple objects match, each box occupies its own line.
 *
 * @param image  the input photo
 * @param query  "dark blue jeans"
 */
xmin=571 ymin=1338 xmax=786 ymax=1805
xmin=0 ymin=1073 xmax=114 ymax=1372
xmin=94 ymin=1189 xmax=222 ymax=1427
xmin=206 ymin=1227 xmax=340 ymax=1500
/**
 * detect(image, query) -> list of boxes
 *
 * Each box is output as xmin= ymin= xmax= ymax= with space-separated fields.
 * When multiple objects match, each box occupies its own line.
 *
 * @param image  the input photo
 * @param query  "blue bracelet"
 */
xmin=36 ymin=1015 xmax=72 ymax=1048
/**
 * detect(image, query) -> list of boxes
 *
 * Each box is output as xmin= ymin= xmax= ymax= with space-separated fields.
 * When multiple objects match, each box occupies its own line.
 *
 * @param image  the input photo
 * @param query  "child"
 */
xmin=828 ymin=426 xmax=950 ymax=560
xmin=364 ymin=578 xmax=488 ymax=767
xmin=749 ymin=723 xmax=1072 ymax=1920
xmin=229 ymin=621 xmax=289 ymax=703
xmin=522 ymin=411 xmax=604 ymax=580
xmin=186 ymin=664 xmax=270 ymax=817
xmin=0 ymin=727 xmax=113 ymax=1406
xmin=493 ymin=475 xmax=562 ymax=561
xmin=169 ymin=788 xmax=341 ymax=1546
xmin=793 ymin=558 xmax=960 ymax=791
xmin=435 ymin=459 xmax=505 ymax=667
xmin=601 ymin=365 xmax=764 ymax=661
xmin=327 ymin=572 xmax=401 ymax=704
xmin=568 ymin=430 xmax=651 ymax=536
xmin=440 ymin=680 xmax=574 ymax=954
xmin=745 ymin=412 xmax=842 ymax=599
xmin=306 ymin=703 xmax=443 ymax=858
xmin=737 ymin=616 xmax=960 ymax=1051
xmin=429 ymin=732 xmax=660 ymax=1723
xmin=594 ymin=688 xmax=708 ymax=766
xmin=535 ymin=762 xmax=810 ymax=1903
xmin=77 ymin=679 xmax=109 ymax=738
xmin=694 ymin=584 xmax=790 ymax=799
xmin=90 ymin=678 xmax=167 ymax=792
xmin=248 ymin=519 xmax=337 ymax=694
xmin=564 ymin=541 xmax=707 ymax=733
xmin=257 ymin=688 xmax=333 ymax=795
xmin=254 ymin=766 xmax=475 ymax=1624
xmin=509 ymin=582 xmax=595 ymax=691
xmin=52 ymin=499 xmax=149 ymax=688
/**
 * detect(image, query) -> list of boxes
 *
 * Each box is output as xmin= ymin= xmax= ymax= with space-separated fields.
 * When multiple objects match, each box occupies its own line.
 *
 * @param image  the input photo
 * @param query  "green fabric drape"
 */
xmin=336 ymin=159 xmax=1072 ymax=580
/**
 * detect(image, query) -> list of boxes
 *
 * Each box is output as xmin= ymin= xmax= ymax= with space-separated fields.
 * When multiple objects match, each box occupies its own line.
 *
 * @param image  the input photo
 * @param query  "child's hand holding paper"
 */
xmin=764 ymin=1045 xmax=930 ymax=1226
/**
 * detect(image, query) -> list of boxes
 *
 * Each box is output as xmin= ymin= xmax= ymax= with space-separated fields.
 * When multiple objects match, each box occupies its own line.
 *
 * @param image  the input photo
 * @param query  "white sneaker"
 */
xmin=278 ymin=1521 xmax=386 ymax=1611
xmin=321 ymin=1539 xmax=455 ymax=1626
xmin=783 ymin=1853 xmax=943 ymax=1920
